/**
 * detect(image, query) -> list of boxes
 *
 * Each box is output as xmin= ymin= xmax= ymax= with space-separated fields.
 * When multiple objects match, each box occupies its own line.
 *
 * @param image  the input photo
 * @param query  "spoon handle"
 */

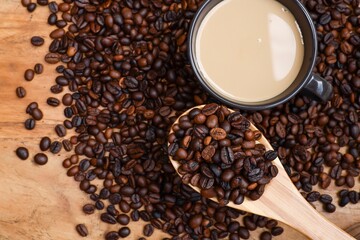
xmin=278 ymin=190 xmax=354 ymax=240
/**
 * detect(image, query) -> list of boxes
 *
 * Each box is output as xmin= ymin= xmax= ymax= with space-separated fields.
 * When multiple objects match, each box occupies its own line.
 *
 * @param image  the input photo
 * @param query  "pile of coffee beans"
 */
xmin=15 ymin=0 xmax=360 ymax=239
xmin=168 ymin=104 xmax=278 ymax=205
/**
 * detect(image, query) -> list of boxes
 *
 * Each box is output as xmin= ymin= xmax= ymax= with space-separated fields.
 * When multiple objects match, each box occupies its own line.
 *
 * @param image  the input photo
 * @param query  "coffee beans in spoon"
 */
xmin=168 ymin=104 xmax=279 ymax=205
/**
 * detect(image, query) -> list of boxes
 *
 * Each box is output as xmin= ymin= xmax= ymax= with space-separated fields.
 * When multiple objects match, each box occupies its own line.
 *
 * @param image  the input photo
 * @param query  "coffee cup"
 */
xmin=187 ymin=0 xmax=333 ymax=111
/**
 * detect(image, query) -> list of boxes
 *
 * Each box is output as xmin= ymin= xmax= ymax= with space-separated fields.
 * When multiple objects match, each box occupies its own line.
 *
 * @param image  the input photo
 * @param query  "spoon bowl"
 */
xmin=168 ymin=105 xmax=354 ymax=240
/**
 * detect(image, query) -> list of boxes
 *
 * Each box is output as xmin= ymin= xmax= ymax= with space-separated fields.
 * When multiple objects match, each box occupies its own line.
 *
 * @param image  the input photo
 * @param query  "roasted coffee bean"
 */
xmin=260 ymin=231 xmax=272 ymax=240
xmin=21 ymin=0 xmax=31 ymax=7
xmin=82 ymin=204 xmax=95 ymax=214
xmin=116 ymin=214 xmax=130 ymax=225
xmin=101 ymin=213 xmax=117 ymax=224
xmin=306 ymin=191 xmax=320 ymax=202
xmin=105 ymin=231 xmax=119 ymax=240
xmin=48 ymin=1 xmax=58 ymax=13
xmin=55 ymin=124 xmax=66 ymax=137
xmin=24 ymin=118 xmax=35 ymax=130
xmin=24 ymin=69 xmax=35 ymax=81
xmin=31 ymin=108 xmax=43 ymax=120
xmin=39 ymin=136 xmax=51 ymax=151
xmin=75 ymin=224 xmax=88 ymax=237
xmin=324 ymin=203 xmax=336 ymax=213
xmin=143 ymin=224 xmax=154 ymax=237
xmin=47 ymin=97 xmax=60 ymax=106
xmin=26 ymin=2 xmax=36 ymax=12
xmin=271 ymin=227 xmax=284 ymax=236
xmin=319 ymin=194 xmax=333 ymax=204
xmin=118 ymin=227 xmax=131 ymax=238
xmin=49 ymin=141 xmax=62 ymax=154
xmin=16 ymin=87 xmax=26 ymax=98
xmin=37 ymin=0 xmax=48 ymax=6
xmin=16 ymin=147 xmax=29 ymax=160
xmin=34 ymin=63 xmax=43 ymax=74
xmin=30 ymin=36 xmax=44 ymax=46
xmin=44 ymin=53 xmax=60 ymax=64
xmin=34 ymin=153 xmax=48 ymax=165
xmin=62 ymin=140 xmax=72 ymax=152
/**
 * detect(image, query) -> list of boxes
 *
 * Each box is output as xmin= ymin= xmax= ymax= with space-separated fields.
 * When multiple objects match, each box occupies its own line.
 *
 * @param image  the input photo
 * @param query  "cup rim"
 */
xmin=187 ymin=0 xmax=318 ymax=111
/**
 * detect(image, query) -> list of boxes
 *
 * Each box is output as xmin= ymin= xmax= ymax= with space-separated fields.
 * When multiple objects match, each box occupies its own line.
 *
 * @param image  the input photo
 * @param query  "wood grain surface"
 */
xmin=0 ymin=1 xmax=359 ymax=239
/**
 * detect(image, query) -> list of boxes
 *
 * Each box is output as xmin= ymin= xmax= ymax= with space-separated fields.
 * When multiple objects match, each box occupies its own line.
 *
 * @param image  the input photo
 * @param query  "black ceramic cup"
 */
xmin=188 ymin=0 xmax=333 ymax=111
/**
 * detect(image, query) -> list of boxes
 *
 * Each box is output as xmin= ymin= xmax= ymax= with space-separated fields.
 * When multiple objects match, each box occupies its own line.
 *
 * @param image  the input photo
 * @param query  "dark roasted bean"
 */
xmin=24 ymin=69 xmax=35 ymax=81
xmin=16 ymin=87 xmax=26 ymax=98
xmin=16 ymin=147 xmax=29 ymax=160
xmin=30 ymin=36 xmax=44 ymax=46
xmin=34 ymin=153 xmax=48 ymax=165
xmin=75 ymin=224 xmax=88 ymax=237
xmin=25 ymin=118 xmax=35 ymax=130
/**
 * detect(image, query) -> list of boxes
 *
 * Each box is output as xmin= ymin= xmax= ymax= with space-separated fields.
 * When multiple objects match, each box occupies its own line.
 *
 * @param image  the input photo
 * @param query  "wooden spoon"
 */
xmin=168 ymin=105 xmax=354 ymax=240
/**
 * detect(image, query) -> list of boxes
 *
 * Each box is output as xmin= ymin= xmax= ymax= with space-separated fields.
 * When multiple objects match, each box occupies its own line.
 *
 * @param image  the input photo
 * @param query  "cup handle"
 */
xmin=303 ymin=74 xmax=333 ymax=102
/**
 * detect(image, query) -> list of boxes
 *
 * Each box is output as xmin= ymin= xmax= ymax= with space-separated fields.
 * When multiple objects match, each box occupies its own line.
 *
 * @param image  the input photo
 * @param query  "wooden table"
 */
xmin=0 ymin=1 xmax=359 ymax=239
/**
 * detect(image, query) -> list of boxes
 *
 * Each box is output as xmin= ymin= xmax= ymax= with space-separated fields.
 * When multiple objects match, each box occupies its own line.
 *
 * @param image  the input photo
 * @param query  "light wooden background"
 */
xmin=0 ymin=0 xmax=359 ymax=239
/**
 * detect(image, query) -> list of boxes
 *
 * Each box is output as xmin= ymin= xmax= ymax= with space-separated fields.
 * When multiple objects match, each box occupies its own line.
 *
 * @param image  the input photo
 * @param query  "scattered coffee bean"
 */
xmin=24 ymin=69 xmax=35 ymax=81
xmin=55 ymin=124 xmax=66 ymax=137
xmin=49 ymin=141 xmax=62 ymax=154
xmin=46 ymin=97 xmax=60 ymax=106
xmin=82 ymin=204 xmax=95 ymax=214
xmin=31 ymin=108 xmax=43 ymax=120
xmin=30 ymin=36 xmax=44 ymax=46
xmin=26 ymin=3 xmax=37 ymax=12
xmin=34 ymin=63 xmax=43 ymax=74
xmin=16 ymin=87 xmax=26 ymax=98
xmin=118 ymin=227 xmax=130 ymax=238
xmin=24 ymin=118 xmax=35 ymax=130
xmin=39 ymin=136 xmax=51 ymax=151
xmin=75 ymin=224 xmax=88 ymax=237
xmin=34 ymin=153 xmax=48 ymax=165
xmin=16 ymin=147 xmax=29 ymax=160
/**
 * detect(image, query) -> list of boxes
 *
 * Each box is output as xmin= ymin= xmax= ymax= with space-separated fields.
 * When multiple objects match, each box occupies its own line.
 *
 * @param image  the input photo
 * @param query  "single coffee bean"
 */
xmin=44 ymin=53 xmax=60 ymax=64
xmin=39 ymin=136 xmax=51 ymax=151
xmin=260 ymin=231 xmax=272 ymax=240
xmin=324 ymin=203 xmax=336 ymax=213
xmin=319 ymin=194 xmax=333 ymax=204
xmin=118 ymin=227 xmax=131 ymax=238
xmin=49 ymin=28 xmax=65 ymax=39
xmin=49 ymin=141 xmax=62 ymax=154
xmin=62 ymin=139 xmax=72 ymax=152
xmin=34 ymin=153 xmax=48 ymax=165
xmin=105 ymin=231 xmax=119 ymax=240
xmin=36 ymin=0 xmax=48 ymax=6
xmin=34 ymin=63 xmax=44 ymax=74
xmin=75 ymin=224 xmax=88 ymax=237
xmin=82 ymin=204 xmax=95 ymax=214
xmin=24 ymin=69 xmax=35 ymax=81
xmin=271 ymin=227 xmax=284 ymax=236
xmin=100 ymin=213 xmax=117 ymax=224
xmin=24 ymin=118 xmax=35 ymax=130
xmin=55 ymin=124 xmax=66 ymax=137
xmin=31 ymin=108 xmax=43 ymax=120
xmin=21 ymin=0 xmax=31 ymax=7
xmin=16 ymin=147 xmax=29 ymax=160
xmin=143 ymin=224 xmax=154 ymax=237
xmin=16 ymin=87 xmax=26 ymax=98
xmin=26 ymin=3 xmax=37 ymax=12
xmin=46 ymin=97 xmax=60 ymax=106
xmin=48 ymin=1 xmax=58 ymax=13
xmin=116 ymin=214 xmax=130 ymax=225
xmin=30 ymin=36 xmax=44 ymax=46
